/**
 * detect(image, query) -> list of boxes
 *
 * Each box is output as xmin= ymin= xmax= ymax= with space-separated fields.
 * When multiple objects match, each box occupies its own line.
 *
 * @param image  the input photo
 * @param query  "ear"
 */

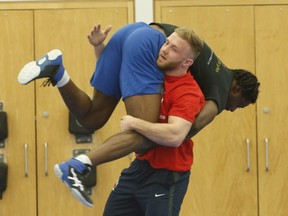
xmin=233 ymin=84 xmax=242 ymax=94
xmin=183 ymin=58 xmax=194 ymax=67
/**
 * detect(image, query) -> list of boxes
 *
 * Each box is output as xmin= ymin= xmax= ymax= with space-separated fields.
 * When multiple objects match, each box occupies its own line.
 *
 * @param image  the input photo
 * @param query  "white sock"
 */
xmin=75 ymin=154 xmax=93 ymax=165
xmin=56 ymin=70 xmax=70 ymax=87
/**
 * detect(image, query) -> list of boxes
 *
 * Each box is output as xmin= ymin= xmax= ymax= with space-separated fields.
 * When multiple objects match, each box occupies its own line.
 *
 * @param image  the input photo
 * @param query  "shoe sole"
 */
xmin=18 ymin=49 xmax=62 ymax=85
xmin=54 ymin=164 xmax=93 ymax=208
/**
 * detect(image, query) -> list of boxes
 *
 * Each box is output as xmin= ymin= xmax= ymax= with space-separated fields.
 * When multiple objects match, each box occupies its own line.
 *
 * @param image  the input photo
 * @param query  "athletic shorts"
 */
xmin=103 ymin=159 xmax=190 ymax=216
xmin=90 ymin=22 xmax=166 ymax=101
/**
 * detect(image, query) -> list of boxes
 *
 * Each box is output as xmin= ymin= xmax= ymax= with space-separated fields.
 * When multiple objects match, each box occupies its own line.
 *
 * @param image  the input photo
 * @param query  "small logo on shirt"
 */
xmin=155 ymin=193 xmax=165 ymax=198
xmin=207 ymin=51 xmax=214 ymax=65
xmin=159 ymin=115 xmax=166 ymax=120
xmin=112 ymin=179 xmax=119 ymax=191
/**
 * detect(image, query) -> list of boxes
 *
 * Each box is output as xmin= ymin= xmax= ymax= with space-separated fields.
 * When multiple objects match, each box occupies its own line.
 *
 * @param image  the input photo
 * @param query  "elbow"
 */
xmin=76 ymin=117 xmax=106 ymax=132
xmin=167 ymin=136 xmax=183 ymax=148
xmin=192 ymin=121 xmax=204 ymax=133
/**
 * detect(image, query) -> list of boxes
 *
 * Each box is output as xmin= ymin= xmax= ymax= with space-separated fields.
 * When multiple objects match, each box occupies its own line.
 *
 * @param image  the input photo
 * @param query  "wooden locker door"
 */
xmin=255 ymin=5 xmax=288 ymax=216
xmin=34 ymin=8 xmax=129 ymax=216
xmin=0 ymin=11 xmax=36 ymax=216
xmin=159 ymin=6 xmax=257 ymax=216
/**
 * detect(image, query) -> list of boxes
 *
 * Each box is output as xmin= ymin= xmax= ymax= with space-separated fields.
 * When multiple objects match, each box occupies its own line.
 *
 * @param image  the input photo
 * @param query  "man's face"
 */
xmin=225 ymin=90 xmax=251 ymax=112
xmin=156 ymin=32 xmax=192 ymax=71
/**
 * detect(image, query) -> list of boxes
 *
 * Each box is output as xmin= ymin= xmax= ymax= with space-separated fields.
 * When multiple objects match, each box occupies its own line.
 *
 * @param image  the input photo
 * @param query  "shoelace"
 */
xmin=68 ymin=168 xmax=85 ymax=192
xmin=40 ymin=79 xmax=56 ymax=87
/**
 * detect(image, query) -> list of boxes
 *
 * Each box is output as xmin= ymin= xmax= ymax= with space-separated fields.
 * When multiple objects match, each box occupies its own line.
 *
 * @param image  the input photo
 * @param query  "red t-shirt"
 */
xmin=137 ymin=72 xmax=205 ymax=172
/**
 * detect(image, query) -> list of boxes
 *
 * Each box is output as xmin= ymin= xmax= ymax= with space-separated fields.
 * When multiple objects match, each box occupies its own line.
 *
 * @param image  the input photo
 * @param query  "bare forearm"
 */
xmin=129 ymin=117 xmax=189 ymax=147
xmin=186 ymin=100 xmax=218 ymax=139
xmin=94 ymin=43 xmax=105 ymax=59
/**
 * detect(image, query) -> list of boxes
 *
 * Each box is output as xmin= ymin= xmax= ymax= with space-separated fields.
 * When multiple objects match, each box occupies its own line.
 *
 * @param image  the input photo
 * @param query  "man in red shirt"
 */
xmin=102 ymin=73 xmax=204 ymax=216
xmin=103 ymin=29 xmax=205 ymax=216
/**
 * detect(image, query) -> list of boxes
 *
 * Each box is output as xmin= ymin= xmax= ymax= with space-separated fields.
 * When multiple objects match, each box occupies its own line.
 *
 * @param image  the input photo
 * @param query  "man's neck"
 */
xmin=165 ymin=69 xmax=187 ymax=77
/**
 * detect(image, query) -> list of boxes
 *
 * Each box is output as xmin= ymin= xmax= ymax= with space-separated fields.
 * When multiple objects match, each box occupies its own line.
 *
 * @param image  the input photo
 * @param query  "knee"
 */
xmin=78 ymin=118 xmax=107 ymax=132
xmin=128 ymin=131 xmax=155 ymax=154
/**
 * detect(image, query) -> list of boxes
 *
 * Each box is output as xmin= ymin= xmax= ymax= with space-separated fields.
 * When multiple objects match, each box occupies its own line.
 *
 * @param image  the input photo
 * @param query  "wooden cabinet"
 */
xmin=255 ymin=5 xmax=288 ymax=216
xmin=155 ymin=1 xmax=288 ymax=215
xmin=156 ymin=5 xmax=257 ymax=216
xmin=0 ymin=10 xmax=36 ymax=216
xmin=34 ymin=7 xmax=131 ymax=216
xmin=0 ymin=1 xmax=133 ymax=215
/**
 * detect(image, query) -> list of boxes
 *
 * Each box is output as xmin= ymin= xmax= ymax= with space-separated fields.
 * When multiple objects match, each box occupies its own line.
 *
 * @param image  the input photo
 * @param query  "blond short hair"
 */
xmin=174 ymin=27 xmax=203 ymax=60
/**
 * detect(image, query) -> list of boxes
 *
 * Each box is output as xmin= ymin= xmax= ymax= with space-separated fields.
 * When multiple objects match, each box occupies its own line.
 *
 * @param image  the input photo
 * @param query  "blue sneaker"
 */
xmin=18 ymin=49 xmax=65 ymax=86
xmin=54 ymin=158 xmax=93 ymax=207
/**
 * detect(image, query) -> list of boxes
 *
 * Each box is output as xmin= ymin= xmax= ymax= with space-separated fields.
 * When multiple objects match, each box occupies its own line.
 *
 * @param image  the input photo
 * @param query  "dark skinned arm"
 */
xmin=186 ymin=100 xmax=218 ymax=139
